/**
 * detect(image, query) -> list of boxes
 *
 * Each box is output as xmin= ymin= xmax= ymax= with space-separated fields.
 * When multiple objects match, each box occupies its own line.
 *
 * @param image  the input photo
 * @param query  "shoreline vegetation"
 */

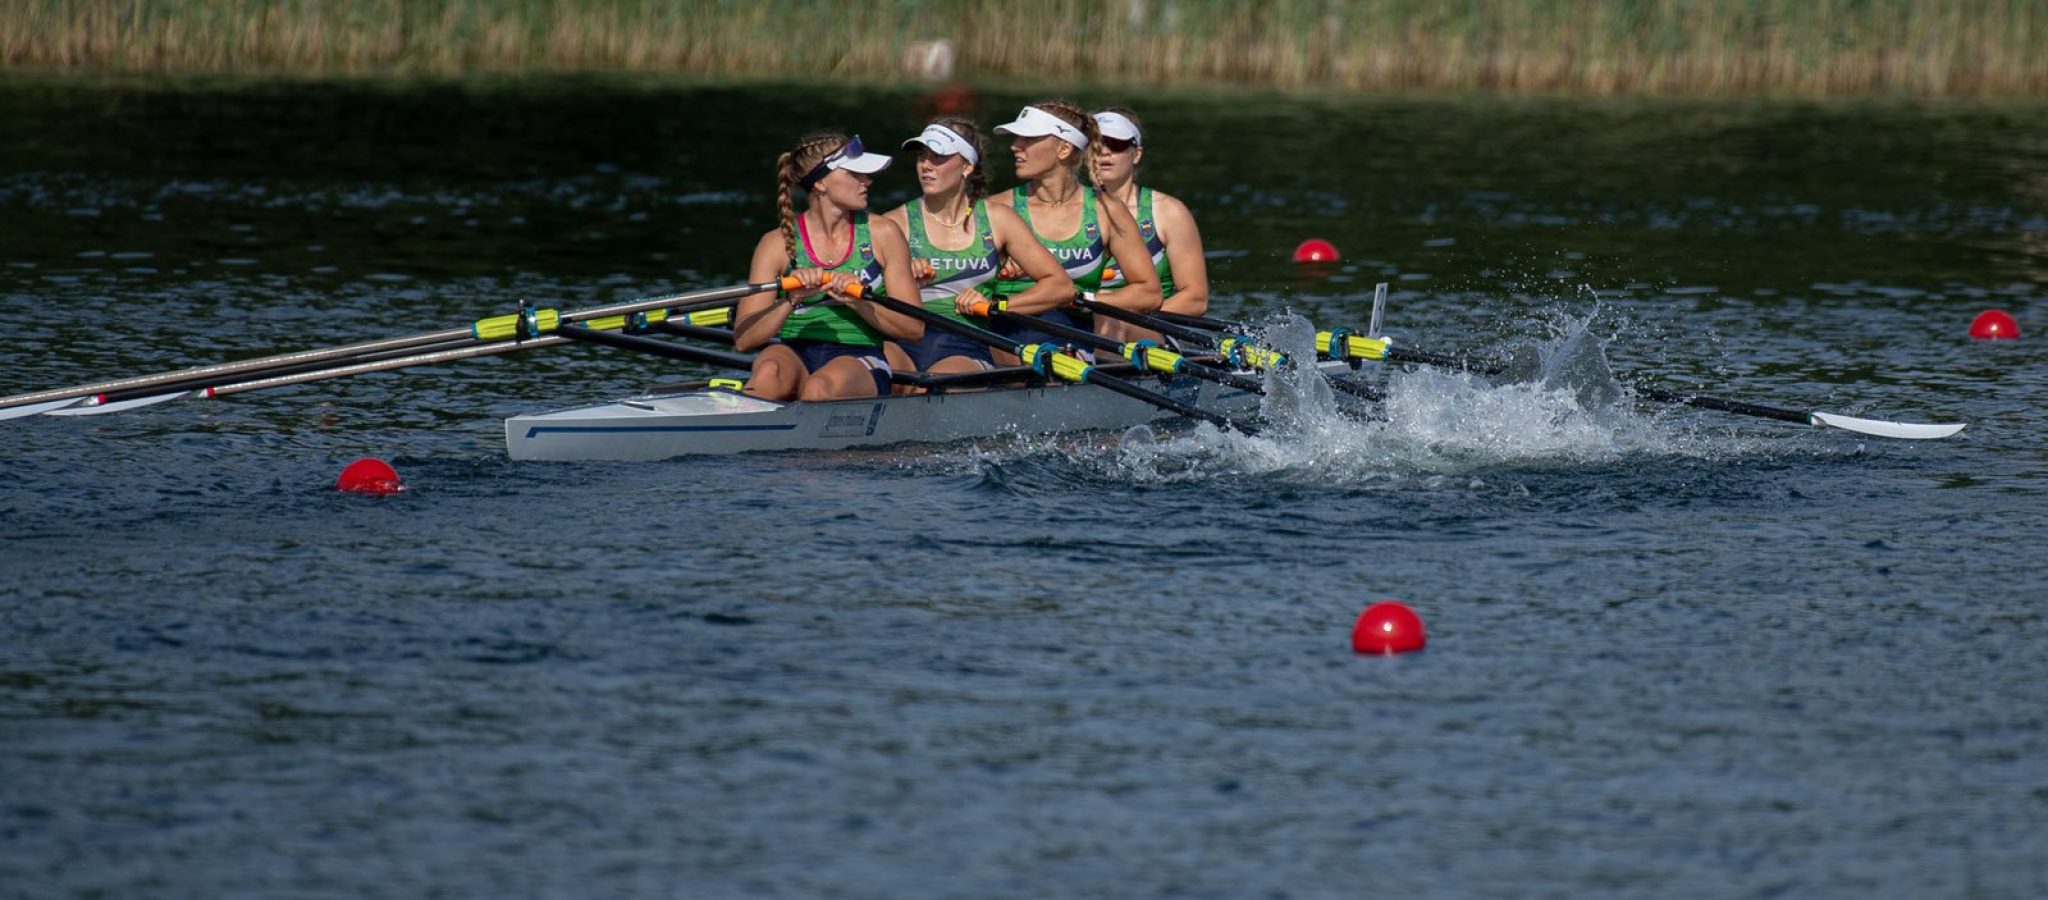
xmin=5 ymin=1 xmax=2046 ymax=97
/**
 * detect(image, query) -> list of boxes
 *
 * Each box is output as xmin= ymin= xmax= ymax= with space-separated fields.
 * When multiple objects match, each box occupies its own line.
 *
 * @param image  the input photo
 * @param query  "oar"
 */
xmin=46 ymin=336 xmax=576 ymax=415
xmin=1152 ymin=311 xmax=1965 ymax=440
xmin=965 ymin=300 xmax=1269 ymax=396
xmin=47 ymin=333 xmax=483 ymax=413
xmin=0 ymin=279 xmax=793 ymax=416
xmin=1073 ymin=297 xmax=1384 ymax=401
xmin=836 ymin=284 xmax=1259 ymax=434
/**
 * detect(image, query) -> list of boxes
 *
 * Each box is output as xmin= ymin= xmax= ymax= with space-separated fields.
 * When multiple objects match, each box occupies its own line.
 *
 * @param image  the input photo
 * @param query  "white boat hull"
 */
xmin=503 ymin=367 xmax=1324 ymax=461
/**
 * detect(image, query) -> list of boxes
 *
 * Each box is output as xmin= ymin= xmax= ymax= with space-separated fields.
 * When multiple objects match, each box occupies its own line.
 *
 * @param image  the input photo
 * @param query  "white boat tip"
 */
xmin=1810 ymin=411 xmax=1966 ymax=440
xmin=43 ymin=391 xmax=193 ymax=416
xmin=0 ymin=397 xmax=87 ymax=420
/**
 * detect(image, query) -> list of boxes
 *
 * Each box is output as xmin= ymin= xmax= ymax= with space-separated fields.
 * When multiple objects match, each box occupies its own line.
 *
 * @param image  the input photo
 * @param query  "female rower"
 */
xmin=1091 ymin=107 xmax=1209 ymax=320
xmin=984 ymin=100 xmax=1161 ymax=361
xmin=881 ymin=118 xmax=1071 ymax=382
xmin=733 ymin=132 xmax=924 ymax=401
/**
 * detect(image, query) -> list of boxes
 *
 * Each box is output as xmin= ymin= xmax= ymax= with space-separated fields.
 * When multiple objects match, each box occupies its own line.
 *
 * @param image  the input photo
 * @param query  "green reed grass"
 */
xmin=6 ymin=0 xmax=2045 ymax=96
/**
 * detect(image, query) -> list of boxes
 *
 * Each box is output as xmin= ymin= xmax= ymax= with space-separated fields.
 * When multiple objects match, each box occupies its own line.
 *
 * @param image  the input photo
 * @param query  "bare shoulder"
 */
xmin=868 ymin=212 xmax=909 ymax=245
xmin=879 ymin=202 xmax=911 ymax=231
xmin=1149 ymin=189 xmax=1198 ymax=227
xmin=751 ymin=229 xmax=790 ymax=266
xmin=986 ymin=201 xmax=1029 ymax=230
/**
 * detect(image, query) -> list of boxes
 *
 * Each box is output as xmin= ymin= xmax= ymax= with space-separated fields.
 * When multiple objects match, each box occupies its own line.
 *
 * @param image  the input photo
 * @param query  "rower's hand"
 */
xmin=784 ymin=267 xmax=832 ymax=303
xmin=911 ymin=259 xmax=936 ymax=284
xmin=821 ymin=273 xmax=862 ymax=303
xmin=996 ymin=257 xmax=1024 ymax=280
xmin=954 ymin=287 xmax=992 ymax=318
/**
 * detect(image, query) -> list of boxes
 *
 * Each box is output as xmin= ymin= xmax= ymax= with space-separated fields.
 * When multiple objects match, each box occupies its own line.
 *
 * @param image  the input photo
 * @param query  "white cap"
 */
xmin=993 ymin=106 xmax=1088 ymax=150
xmin=800 ymin=135 xmax=892 ymax=188
xmin=901 ymin=124 xmax=978 ymax=165
xmin=1093 ymin=111 xmax=1141 ymax=146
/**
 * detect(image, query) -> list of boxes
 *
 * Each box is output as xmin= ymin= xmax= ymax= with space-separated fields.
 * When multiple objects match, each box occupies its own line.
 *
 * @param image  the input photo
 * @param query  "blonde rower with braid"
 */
xmin=1091 ymin=107 xmax=1209 ymax=321
xmin=881 ymin=117 xmax=1071 ymax=381
xmin=982 ymin=100 xmax=1161 ymax=363
xmin=733 ymin=132 xmax=924 ymax=401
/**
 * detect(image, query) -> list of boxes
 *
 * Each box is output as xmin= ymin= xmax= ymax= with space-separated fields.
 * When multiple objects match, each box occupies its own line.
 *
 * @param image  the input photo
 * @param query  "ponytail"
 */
xmin=774 ymin=132 xmax=852 ymax=268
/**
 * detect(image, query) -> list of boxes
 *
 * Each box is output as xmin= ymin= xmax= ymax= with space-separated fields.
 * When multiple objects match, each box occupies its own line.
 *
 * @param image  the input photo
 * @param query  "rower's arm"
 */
xmin=1090 ymin=199 xmax=1163 ymax=314
xmin=985 ymin=205 xmax=1073 ymax=315
xmin=733 ymin=232 xmax=800 ymax=352
xmin=1153 ymin=191 xmax=1210 ymax=317
xmin=844 ymin=217 xmax=925 ymax=341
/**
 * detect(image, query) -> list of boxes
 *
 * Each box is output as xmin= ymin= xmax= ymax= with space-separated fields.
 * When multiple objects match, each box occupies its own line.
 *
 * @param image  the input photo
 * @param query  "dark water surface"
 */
xmin=4 ymin=79 xmax=2047 ymax=898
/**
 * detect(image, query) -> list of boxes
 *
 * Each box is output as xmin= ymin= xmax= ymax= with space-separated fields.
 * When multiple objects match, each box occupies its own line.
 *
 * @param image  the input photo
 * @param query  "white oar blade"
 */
xmin=44 ymin=391 xmax=195 ymax=416
xmin=1810 ymin=411 xmax=1965 ymax=440
xmin=0 ymin=397 xmax=90 ymax=421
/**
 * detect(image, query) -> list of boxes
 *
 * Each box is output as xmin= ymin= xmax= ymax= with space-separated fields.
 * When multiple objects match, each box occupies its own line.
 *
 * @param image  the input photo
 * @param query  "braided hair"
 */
xmin=775 ymin=131 xmax=850 ymax=267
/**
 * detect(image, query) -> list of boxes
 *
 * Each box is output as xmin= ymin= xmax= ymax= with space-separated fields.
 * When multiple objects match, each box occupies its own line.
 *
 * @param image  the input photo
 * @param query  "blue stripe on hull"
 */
xmin=522 ymin=423 xmax=800 ymax=439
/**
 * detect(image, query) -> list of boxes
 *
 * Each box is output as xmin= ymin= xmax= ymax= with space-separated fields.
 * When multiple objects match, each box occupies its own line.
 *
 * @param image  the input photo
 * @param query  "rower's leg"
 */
xmin=744 ymin=345 xmax=806 ymax=401
xmin=798 ymin=356 xmax=887 ymax=402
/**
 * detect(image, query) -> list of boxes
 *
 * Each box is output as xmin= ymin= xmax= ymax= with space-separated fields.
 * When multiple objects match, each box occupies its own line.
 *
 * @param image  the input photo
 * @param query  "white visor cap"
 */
xmin=901 ymin=124 xmax=978 ymax=166
xmin=993 ymin=106 xmax=1089 ymax=150
xmin=1093 ymin=111 xmax=1142 ymax=145
xmin=801 ymin=135 xmax=892 ymax=188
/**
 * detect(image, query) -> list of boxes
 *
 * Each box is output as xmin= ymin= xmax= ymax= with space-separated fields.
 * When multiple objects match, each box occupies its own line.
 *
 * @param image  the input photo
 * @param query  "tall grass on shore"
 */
xmin=6 ymin=0 xmax=2045 ymax=96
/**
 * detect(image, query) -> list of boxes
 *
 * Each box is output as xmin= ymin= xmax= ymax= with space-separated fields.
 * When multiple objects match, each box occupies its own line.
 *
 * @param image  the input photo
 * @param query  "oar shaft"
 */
xmin=846 ymin=288 xmax=1252 ymax=433
xmin=1633 ymin=386 xmax=1811 ymax=425
xmin=555 ymin=325 xmax=755 ymax=370
xmin=1 ymin=280 xmax=779 ymax=411
xmin=205 ymin=337 xmax=570 ymax=397
xmin=87 ymin=334 xmax=481 ymax=406
xmin=984 ymin=308 xmax=1267 ymax=394
xmin=1079 ymin=298 xmax=1384 ymax=401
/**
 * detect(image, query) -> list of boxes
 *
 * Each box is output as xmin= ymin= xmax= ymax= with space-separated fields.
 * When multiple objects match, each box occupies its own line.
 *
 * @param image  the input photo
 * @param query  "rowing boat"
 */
xmin=504 ymin=363 xmax=1342 ymax=460
xmin=1 ymin=280 xmax=1966 ymax=452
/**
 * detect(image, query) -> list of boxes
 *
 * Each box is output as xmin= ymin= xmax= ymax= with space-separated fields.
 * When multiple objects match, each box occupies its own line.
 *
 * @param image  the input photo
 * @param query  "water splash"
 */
xmin=1090 ymin=310 xmax=1743 ymax=485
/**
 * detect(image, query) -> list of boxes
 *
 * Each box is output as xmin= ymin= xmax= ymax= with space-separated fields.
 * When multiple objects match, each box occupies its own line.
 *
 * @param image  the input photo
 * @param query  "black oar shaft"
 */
xmin=851 ymin=290 xmax=1253 ymax=433
xmin=555 ymin=326 xmax=754 ymax=370
xmin=985 ymin=309 xmax=1268 ymax=394
xmin=1152 ymin=310 xmax=1834 ymax=429
xmin=1634 ymin=386 xmax=1811 ymax=425
xmin=1080 ymin=298 xmax=1385 ymax=401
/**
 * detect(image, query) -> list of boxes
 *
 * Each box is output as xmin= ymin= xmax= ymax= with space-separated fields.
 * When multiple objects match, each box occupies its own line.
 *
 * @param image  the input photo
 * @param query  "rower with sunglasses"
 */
xmin=979 ymin=100 xmax=1162 ymax=364
xmin=733 ymin=132 xmax=924 ymax=401
xmin=1091 ymin=107 xmax=1210 ymax=328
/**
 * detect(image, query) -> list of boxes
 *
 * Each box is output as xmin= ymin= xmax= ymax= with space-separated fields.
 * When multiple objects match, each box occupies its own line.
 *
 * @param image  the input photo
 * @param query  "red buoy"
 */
xmin=1351 ymin=601 xmax=1425 ymax=655
xmin=336 ymin=457 xmax=404 ymax=495
xmin=1969 ymin=309 xmax=2020 ymax=341
xmin=1292 ymin=238 xmax=1340 ymax=263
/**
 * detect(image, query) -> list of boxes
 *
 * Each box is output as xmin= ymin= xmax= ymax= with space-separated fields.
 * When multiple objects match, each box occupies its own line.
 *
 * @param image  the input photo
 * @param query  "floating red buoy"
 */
xmin=336 ymin=457 xmax=404 ymax=495
xmin=1969 ymin=309 xmax=2020 ymax=341
xmin=1292 ymin=238 xmax=1340 ymax=263
xmin=1351 ymin=601 xmax=1426 ymax=655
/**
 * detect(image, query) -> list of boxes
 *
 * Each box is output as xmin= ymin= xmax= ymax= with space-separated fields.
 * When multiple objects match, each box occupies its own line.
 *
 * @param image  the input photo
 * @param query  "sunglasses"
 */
xmin=800 ymin=135 xmax=867 ymax=189
xmin=1099 ymin=137 xmax=1138 ymax=153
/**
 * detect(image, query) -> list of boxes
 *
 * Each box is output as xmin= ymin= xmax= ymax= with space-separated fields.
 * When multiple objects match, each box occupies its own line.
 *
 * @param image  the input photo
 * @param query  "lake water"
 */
xmin=3 ymin=79 xmax=2047 ymax=897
